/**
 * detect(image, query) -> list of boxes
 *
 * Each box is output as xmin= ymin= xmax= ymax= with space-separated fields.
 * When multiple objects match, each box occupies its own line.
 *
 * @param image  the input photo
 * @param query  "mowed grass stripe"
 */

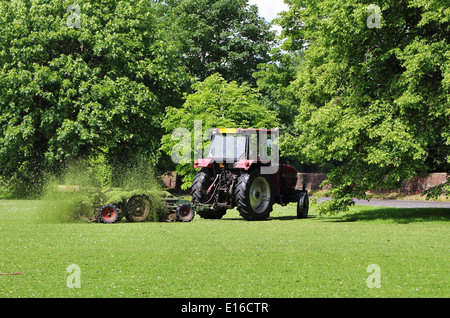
xmin=0 ymin=200 xmax=448 ymax=297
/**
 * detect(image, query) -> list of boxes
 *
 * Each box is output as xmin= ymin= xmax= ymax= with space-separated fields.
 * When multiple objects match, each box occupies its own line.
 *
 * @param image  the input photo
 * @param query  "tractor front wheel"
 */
xmin=191 ymin=168 xmax=213 ymax=204
xmin=192 ymin=168 xmax=227 ymax=219
xmin=234 ymin=171 xmax=274 ymax=221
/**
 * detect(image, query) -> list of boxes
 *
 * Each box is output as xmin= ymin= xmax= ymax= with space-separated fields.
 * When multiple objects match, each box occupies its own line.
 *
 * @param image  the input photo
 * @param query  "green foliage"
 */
xmin=86 ymin=153 xmax=112 ymax=188
xmin=254 ymin=48 xmax=303 ymax=132
xmin=161 ymin=73 xmax=279 ymax=189
xmin=161 ymin=0 xmax=276 ymax=85
xmin=1 ymin=0 xmax=447 ymax=212
xmin=278 ymin=0 xmax=449 ymax=213
xmin=0 ymin=0 xmax=279 ymax=195
xmin=0 ymin=0 xmax=190 ymax=195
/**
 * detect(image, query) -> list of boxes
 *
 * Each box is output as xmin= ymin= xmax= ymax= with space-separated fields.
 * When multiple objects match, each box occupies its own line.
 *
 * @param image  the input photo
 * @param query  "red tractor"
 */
xmin=192 ymin=128 xmax=309 ymax=220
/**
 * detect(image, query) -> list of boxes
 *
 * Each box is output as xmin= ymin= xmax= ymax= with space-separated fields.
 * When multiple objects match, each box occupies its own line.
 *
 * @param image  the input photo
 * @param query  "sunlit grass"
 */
xmin=0 ymin=200 xmax=448 ymax=297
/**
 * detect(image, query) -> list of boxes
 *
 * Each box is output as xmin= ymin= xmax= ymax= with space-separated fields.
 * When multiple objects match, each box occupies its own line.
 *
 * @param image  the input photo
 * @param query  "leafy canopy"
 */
xmin=278 ymin=0 xmax=449 ymax=213
xmin=0 ymin=0 xmax=277 ymax=195
xmin=161 ymin=0 xmax=276 ymax=85
xmin=0 ymin=0 xmax=193 ymax=194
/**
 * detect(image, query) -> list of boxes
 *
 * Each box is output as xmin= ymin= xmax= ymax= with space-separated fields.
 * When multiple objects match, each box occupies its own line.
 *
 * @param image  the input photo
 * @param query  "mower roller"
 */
xmin=57 ymin=186 xmax=201 ymax=223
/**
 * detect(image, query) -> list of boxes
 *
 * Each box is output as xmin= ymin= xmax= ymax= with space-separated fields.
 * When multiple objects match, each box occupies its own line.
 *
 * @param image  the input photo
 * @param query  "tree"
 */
xmin=160 ymin=0 xmax=276 ymax=85
xmin=161 ymin=73 xmax=279 ymax=189
xmin=278 ymin=0 xmax=449 ymax=213
xmin=0 ymin=0 xmax=190 ymax=194
xmin=0 ymin=0 xmax=280 ymax=195
xmin=253 ymin=47 xmax=303 ymax=133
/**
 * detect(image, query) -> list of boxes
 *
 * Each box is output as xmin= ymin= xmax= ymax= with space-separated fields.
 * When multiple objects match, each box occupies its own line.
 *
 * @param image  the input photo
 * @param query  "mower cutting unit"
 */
xmin=56 ymin=185 xmax=198 ymax=223
xmin=95 ymin=193 xmax=200 ymax=223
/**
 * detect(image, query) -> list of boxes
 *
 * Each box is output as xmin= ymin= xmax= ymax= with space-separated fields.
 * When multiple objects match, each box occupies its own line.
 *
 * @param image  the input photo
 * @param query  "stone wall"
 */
xmin=295 ymin=173 xmax=331 ymax=191
xmin=396 ymin=173 xmax=448 ymax=195
xmin=295 ymin=172 xmax=448 ymax=195
xmin=162 ymin=171 xmax=448 ymax=195
xmin=160 ymin=172 xmax=180 ymax=190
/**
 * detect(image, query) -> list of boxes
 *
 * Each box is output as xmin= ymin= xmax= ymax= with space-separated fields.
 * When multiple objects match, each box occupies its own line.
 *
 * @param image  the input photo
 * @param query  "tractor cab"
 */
xmin=195 ymin=128 xmax=277 ymax=171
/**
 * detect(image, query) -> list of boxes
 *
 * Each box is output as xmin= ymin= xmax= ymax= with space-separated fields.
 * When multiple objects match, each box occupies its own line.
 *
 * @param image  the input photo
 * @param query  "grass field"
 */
xmin=0 ymin=199 xmax=448 ymax=298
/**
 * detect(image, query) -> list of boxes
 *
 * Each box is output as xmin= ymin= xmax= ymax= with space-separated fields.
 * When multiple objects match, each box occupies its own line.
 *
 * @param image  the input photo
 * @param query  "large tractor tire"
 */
xmin=191 ymin=168 xmax=213 ymax=204
xmin=192 ymin=169 xmax=226 ymax=219
xmin=234 ymin=171 xmax=274 ymax=221
xmin=297 ymin=192 xmax=309 ymax=219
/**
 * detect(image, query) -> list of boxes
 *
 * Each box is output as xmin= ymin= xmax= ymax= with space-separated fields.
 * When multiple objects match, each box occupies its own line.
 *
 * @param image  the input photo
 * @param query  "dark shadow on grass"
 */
xmin=221 ymin=215 xmax=308 ymax=221
xmin=0 ymin=193 xmax=27 ymax=200
xmin=340 ymin=207 xmax=450 ymax=224
xmin=270 ymin=215 xmax=299 ymax=221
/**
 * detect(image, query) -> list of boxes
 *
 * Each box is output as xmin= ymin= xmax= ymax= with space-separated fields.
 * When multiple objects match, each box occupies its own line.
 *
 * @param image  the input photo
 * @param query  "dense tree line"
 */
xmin=0 ymin=0 xmax=275 ymax=194
xmin=0 ymin=0 xmax=448 ymax=208
xmin=277 ymin=0 xmax=449 ymax=211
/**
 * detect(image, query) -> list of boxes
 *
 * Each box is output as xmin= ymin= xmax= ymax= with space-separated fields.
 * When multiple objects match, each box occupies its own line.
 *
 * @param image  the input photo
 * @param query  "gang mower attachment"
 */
xmin=94 ymin=193 xmax=201 ymax=223
xmin=56 ymin=186 xmax=199 ymax=223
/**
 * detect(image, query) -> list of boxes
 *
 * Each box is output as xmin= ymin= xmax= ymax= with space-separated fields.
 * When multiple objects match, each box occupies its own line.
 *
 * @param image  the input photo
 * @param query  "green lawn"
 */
xmin=0 ymin=199 xmax=448 ymax=298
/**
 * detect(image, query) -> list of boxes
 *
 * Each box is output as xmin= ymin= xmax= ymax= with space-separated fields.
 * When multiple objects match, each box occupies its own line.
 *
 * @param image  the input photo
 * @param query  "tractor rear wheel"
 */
xmin=234 ymin=171 xmax=274 ymax=220
xmin=297 ymin=192 xmax=309 ymax=219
